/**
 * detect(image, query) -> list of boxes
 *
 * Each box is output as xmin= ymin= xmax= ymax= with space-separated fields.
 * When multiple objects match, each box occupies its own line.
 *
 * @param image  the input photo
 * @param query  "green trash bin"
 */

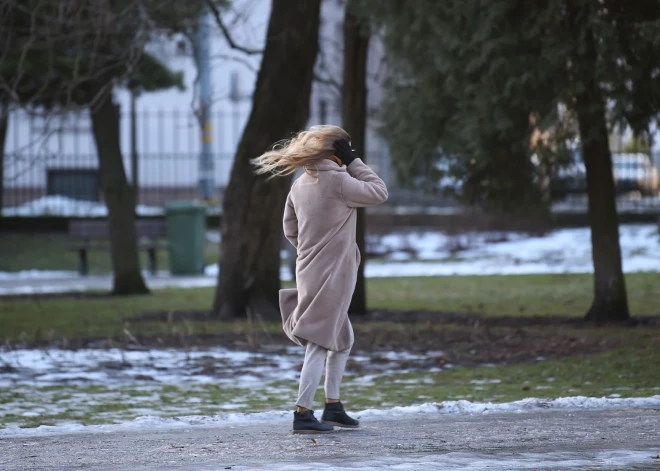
xmin=165 ymin=200 xmax=207 ymax=275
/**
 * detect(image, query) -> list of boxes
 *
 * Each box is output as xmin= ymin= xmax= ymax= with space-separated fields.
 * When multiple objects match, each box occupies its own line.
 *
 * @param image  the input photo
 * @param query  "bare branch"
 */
xmin=314 ymin=38 xmax=343 ymax=94
xmin=313 ymin=73 xmax=342 ymax=93
xmin=210 ymin=52 xmax=259 ymax=73
xmin=2 ymin=110 xmax=72 ymax=182
xmin=0 ymin=0 xmax=156 ymax=110
xmin=205 ymin=0 xmax=263 ymax=55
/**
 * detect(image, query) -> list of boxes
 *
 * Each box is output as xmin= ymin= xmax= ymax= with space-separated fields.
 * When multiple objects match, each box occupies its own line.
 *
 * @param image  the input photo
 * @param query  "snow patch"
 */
xmin=207 ymin=223 xmax=660 ymax=279
xmin=470 ymin=379 xmax=501 ymax=385
xmin=1 ymin=195 xmax=163 ymax=217
xmin=0 ymin=270 xmax=78 ymax=280
xmin=0 ymin=224 xmax=657 ymax=294
xmin=0 ymin=347 xmax=301 ymax=388
xmin=358 ymin=395 xmax=660 ymax=416
xmin=0 ymin=347 xmax=444 ymax=389
xmin=359 ymin=224 xmax=660 ymax=276
xmin=1 ymin=395 xmax=658 ymax=437
xmin=0 ymin=273 xmax=218 ymax=296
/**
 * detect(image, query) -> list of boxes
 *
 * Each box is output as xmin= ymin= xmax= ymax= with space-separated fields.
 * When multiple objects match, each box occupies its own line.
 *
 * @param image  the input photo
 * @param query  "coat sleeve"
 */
xmin=283 ymin=192 xmax=298 ymax=248
xmin=340 ymin=158 xmax=389 ymax=208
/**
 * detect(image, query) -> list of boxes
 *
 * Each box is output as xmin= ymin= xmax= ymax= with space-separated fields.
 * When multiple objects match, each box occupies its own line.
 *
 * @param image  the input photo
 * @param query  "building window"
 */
xmin=47 ymin=168 xmax=100 ymax=202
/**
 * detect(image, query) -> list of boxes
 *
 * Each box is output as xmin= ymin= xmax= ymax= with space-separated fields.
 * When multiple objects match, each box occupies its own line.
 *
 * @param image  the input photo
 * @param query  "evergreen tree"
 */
xmin=362 ymin=0 xmax=660 ymax=321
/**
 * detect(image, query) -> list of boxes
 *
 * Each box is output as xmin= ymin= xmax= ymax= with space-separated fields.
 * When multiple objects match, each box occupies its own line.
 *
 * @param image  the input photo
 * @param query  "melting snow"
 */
xmin=0 ymin=270 xmax=78 ymax=280
xmin=0 ymin=347 xmax=300 ymax=388
xmin=1 ymin=395 xmax=658 ymax=437
xmin=358 ymin=223 xmax=660 ymax=276
xmin=0 ymin=347 xmax=445 ymax=388
xmin=1 ymin=224 xmax=657 ymax=291
xmin=1 ymin=195 xmax=164 ymax=217
xmin=243 ymin=224 xmax=660 ymax=279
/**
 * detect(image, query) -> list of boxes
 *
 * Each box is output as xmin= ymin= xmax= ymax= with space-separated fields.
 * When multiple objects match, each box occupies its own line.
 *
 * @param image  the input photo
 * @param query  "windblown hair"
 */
xmin=252 ymin=125 xmax=350 ymax=178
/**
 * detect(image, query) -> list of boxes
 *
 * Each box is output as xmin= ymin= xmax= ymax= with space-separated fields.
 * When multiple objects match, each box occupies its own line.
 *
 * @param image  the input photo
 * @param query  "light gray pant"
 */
xmin=296 ymin=336 xmax=353 ymax=410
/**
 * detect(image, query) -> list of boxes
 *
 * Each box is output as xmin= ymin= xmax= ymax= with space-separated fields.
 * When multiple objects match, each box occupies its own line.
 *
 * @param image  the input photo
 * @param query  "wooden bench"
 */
xmin=68 ymin=219 xmax=168 ymax=276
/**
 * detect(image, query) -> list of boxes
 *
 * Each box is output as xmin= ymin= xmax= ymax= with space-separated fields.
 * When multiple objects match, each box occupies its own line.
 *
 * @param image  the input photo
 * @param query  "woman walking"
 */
xmin=253 ymin=125 xmax=388 ymax=434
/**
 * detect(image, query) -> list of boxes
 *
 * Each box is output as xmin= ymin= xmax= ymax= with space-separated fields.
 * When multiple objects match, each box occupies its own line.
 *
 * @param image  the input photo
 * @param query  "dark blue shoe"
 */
xmin=293 ymin=410 xmax=334 ymax=434
xmin=321 ymin=401 xmax=360 ymax=429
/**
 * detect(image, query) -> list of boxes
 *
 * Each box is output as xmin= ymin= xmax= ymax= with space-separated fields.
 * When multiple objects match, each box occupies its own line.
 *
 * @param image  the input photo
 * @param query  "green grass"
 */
xmin=367 ymin=273 xmax=660 ymax=316
xmin=344 ymin=340 xmax=660 ymax=409
xmin=2 ymin=272 xmax=659 ymax=429
xmin=0 ymin=232 xmax=220 ymax=274
xmin=0 ymin=287 xmax=230 ymax=343
xmin=1 ymin=273 xmax=659 ymax=343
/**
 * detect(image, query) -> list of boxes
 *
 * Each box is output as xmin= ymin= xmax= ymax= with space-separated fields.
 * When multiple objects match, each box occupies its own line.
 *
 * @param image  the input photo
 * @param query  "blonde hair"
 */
xmin=252 ymin=125 xmax=350 ymax=178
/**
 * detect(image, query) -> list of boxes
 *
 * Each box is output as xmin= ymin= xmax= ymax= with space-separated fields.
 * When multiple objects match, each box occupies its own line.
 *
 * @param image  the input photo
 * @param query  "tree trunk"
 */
xmin=212 ymin=0 xmax=321 ymax=319
xmin=574 ymin=22 xmax=630 ymax=322
xmin=576 ymin=89 xmax=629 ymax=321
xmin=0 ymin=102 xmax=8 ymax=218
xmin=90 ymin=85 xmax=149 ymax=295
xmin=343 ymin=2 xmax=370 ymax=314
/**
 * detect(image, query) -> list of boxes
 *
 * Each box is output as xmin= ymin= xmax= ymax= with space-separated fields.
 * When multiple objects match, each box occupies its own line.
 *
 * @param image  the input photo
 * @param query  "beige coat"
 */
xmin=279 ymin=158 xmax=388 ymax=352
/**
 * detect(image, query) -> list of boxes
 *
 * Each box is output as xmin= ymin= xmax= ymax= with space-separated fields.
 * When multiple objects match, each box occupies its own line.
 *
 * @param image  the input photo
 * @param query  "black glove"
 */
xmin=332 ymin=139 xmax=357 ymax=166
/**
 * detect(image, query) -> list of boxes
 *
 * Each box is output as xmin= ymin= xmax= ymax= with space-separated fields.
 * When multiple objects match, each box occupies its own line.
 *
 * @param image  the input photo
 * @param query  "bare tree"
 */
xmin=212 ymin=0 xmax=322 ymax=319
xmin=0 ymin=0 xmax=193 ymax=294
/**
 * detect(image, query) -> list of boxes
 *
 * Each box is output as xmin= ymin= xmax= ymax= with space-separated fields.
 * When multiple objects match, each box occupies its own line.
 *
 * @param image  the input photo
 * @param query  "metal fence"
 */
xmin=0 ymin=108 xmax=399 ymax=216
xmin=2 ymin=107 xmax=660 ymax=217
xmin=2 ymin=108 xmax=239 ymax=216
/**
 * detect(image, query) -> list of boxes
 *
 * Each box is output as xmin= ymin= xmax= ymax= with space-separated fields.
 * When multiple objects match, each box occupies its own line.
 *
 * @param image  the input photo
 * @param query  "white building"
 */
xmin=2 ymin=0 xmax=389 ymax=210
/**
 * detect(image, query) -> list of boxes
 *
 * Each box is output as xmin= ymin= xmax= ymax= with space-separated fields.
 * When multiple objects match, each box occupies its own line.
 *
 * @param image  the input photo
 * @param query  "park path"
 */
xmin=1 ymin=407 xmax=658 ymax=470
xmin=0 ymin=273 xmax=216 ymax=296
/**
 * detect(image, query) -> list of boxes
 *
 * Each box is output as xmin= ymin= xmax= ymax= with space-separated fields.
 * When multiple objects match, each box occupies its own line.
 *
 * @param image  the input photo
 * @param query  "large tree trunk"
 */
xmin=0 ymin=102 xmax=8 ymax=218
xmin=576 ymin=90 xmax=629 ymax=321
xmin=90 ymin=85 xmax=149 ymax=295
xmin=212 ymin=0 xmax=321 ymax=319
xmin=343 ymin=2 xmax=370 ymax=314
xmin=570 ymin=19 xmax=629 ymax=321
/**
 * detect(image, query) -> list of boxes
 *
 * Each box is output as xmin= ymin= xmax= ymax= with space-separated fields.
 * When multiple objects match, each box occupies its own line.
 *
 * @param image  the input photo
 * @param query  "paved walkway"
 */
xmin=1 ymin=408 xmax=659 ymax=470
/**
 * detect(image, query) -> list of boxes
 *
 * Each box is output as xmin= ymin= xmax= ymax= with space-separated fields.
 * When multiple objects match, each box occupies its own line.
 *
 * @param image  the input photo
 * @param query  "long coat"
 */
xmin=279 ymin=158 xmax=388 ymax=352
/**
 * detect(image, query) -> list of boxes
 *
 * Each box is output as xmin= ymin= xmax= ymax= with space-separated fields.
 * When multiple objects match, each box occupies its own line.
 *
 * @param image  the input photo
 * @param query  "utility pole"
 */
xmin=130 ymin=90 xmax=138 ymax=210
xmin=195 ymin=8 xmax=216 ymax=201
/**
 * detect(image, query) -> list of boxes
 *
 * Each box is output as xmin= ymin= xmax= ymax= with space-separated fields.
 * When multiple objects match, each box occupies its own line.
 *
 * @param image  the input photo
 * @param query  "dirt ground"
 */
xmin=116 ymin=308 xmax=660 ymax=369
xmin=5 ymin=288 xmax=660 ymax=367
